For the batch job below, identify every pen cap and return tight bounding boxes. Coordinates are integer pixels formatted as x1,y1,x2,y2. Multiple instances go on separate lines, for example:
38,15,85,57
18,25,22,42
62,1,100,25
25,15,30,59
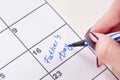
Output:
85,29,96,50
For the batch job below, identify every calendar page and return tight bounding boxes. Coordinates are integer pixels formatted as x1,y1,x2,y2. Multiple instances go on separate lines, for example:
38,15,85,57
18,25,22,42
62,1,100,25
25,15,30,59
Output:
0,0,120,80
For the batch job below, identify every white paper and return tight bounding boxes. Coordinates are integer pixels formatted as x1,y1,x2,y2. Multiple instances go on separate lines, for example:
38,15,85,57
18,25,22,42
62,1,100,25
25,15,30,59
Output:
0,0,119,80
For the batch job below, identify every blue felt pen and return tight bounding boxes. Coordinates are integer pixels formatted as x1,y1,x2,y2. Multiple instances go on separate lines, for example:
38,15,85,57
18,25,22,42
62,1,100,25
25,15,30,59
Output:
68,30,120,67
68,31,120,47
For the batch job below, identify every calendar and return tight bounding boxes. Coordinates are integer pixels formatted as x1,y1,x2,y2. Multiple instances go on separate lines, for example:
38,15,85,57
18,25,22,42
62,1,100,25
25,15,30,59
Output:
0,0,120,80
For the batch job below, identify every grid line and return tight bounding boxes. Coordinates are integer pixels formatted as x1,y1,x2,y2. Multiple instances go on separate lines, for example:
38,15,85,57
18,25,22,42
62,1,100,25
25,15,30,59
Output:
0,50,28,70
0,0,118,80
29,23,66,50
92,68,107,80
0,2,47,34
0,17,56,80
106,66,119,80
9,2,47,27
40,47,85,80
88,47,119,79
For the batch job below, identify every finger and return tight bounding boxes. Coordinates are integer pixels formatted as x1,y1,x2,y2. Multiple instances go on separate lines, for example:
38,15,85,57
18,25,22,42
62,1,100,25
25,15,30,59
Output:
112,67,120,76
98,59,104,66
93,33,120,72
110,23,120,32
91,0,120,33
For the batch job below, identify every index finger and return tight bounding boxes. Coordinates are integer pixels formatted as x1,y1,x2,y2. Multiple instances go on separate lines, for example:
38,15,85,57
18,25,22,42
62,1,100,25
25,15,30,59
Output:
91,0,120,33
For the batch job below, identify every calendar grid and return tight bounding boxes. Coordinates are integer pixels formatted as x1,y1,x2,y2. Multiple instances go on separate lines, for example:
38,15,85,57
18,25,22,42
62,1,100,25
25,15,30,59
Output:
106,66,119,80
28,23,66,50
0,18,8,33
39,47,85,80
0,15,56,80
92,68,107,80
0,50,28,70
44,1,119,79
0,17,85,79
9,2,47,27
0,0,119,80
46,1,67,25
0,2,47,34
88,46,119,80
0,27,7,34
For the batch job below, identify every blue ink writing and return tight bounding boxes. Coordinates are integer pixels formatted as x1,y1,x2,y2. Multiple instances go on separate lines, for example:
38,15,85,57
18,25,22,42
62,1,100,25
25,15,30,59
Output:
58,43,73,61
44,34,61,64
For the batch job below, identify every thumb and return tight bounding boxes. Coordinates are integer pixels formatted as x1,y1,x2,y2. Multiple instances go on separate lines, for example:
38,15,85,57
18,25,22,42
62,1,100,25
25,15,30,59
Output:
92,33,120,74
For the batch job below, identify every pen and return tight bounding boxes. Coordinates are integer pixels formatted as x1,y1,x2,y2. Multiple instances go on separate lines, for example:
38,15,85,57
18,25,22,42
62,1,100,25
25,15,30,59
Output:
68,31,120,67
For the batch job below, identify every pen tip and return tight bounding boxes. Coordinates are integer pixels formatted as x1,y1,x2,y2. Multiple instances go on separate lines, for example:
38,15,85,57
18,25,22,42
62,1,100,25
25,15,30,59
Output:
68,44,72,47
68,40,88,47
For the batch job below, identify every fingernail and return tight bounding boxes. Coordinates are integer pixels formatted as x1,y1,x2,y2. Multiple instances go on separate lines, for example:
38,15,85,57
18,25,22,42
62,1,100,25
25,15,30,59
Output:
89,32,99,43
96,58,104,67
89,32,101,67
96,58,101,67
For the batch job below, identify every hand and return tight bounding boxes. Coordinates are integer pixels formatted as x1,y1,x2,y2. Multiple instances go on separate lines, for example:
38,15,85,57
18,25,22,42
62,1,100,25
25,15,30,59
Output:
91,0,120,75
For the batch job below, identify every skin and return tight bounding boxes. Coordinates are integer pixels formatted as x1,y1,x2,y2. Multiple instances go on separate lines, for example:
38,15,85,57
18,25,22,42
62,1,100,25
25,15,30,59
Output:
91,0,120,75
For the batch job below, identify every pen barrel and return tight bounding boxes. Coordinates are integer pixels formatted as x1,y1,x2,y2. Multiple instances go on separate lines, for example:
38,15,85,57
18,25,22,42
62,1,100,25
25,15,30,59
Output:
71,40,85,47
107,31,120,41
85,30,120,50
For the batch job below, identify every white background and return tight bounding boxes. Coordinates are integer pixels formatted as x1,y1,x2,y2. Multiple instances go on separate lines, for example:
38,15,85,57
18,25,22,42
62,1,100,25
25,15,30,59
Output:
49,0,113,38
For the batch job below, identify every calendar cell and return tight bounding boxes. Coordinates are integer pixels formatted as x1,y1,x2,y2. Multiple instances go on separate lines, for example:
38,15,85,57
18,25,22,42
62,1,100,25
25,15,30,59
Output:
0,0,45,25
93,69,118,80
0,52,47,80
40,75,53,80
0,30,26,68
30,25,82,71
0,18,7,32
10,4,65,48
51,47,106,80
